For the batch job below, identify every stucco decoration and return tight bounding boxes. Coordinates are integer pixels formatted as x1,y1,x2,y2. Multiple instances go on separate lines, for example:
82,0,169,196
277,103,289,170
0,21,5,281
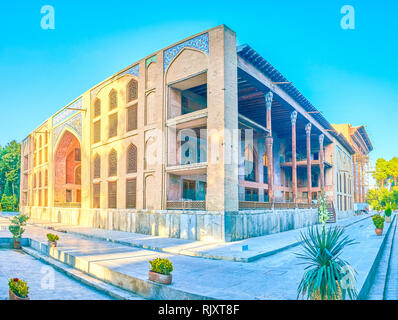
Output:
163,33,209,71
53,113,82,148
53,98,83,127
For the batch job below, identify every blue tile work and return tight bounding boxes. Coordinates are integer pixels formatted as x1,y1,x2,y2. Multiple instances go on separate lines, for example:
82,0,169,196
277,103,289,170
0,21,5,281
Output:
52,113,82,147
120,64,139,78
52,98,83,127
146,55,157,67
163,33,209,71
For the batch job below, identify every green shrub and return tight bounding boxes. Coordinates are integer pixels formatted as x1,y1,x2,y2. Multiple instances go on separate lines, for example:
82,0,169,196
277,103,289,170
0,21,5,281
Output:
8,214,29,240
372,214,385,229
1,194,19,212
149,258,173,275
385,207,392,217
296,225,357,300
47,233,59,242
8,278,29,298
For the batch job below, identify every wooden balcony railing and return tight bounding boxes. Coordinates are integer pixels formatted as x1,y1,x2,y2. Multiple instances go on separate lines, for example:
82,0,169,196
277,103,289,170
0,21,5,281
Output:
54,202,81,208
167,200,206,210
239,201,317,210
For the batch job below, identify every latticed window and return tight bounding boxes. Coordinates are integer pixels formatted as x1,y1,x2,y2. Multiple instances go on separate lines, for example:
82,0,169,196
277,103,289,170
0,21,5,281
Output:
75,148,81,162
126,178,136,209
93,183,101,208
94,155,101,179
94,120,101,143
45,147,48,163
108,181,117,208
45,170,48,186
109,113,118,138
94,98,101,117
33,174,36,188
127,79,138,102
45,131,48,145
127,144,137,174
127,104,138,132
39,172,42,187
108,149,117,177
75,166,81,184
109,90,117,110
44,189,48,206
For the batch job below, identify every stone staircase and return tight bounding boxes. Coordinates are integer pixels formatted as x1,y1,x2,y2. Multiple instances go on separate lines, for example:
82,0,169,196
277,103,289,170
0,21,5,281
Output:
326,201,337,224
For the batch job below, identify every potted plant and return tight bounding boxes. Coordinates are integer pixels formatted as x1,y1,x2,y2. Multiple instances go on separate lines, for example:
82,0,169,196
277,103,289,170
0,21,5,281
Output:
148,258,173,285
385,205,392,223
47,233,59,247
372,214,385,236
8,278,29,300
8,214,29,249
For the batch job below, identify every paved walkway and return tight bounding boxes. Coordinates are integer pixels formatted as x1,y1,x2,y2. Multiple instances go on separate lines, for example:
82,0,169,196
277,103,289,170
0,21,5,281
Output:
0,214,386,300
0,249,112,300
26,214,371,262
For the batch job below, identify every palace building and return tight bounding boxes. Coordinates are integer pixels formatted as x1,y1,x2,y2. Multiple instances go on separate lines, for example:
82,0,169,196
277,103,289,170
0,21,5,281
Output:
332,124,373,209
20,25,364,241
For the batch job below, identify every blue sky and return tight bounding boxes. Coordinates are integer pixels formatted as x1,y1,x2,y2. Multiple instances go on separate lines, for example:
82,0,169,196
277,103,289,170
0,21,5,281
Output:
0,0,397,166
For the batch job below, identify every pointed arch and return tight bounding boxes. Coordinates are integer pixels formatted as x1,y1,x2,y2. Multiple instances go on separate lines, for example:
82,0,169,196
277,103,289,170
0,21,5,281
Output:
108,149,117,177
109,89,118,110
94,98,101,117
127,78,138,102
127,144,137,174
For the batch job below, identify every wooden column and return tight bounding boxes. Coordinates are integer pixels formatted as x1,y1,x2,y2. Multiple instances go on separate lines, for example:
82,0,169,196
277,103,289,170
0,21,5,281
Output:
305,123,312,204
353,155,357,203
291,111,298,203
319,134,325,190
265,91,273,202
361,159,365,202
358,157,363,203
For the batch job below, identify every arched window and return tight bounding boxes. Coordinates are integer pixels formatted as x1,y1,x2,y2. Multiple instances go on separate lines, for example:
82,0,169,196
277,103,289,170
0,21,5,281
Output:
127,144,137,174
75,166,81,185
94,98,101,117
108,149,117,177
109,89,117,110
94,154,101,179
127,79,138,102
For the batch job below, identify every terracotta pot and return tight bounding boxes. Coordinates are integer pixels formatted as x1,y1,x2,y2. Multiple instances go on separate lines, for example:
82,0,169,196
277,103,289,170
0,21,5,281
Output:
148,270,172,285
386,217,392,223
48,241,57,248
375,228,383,236
13,240,21,249
9,289,29,301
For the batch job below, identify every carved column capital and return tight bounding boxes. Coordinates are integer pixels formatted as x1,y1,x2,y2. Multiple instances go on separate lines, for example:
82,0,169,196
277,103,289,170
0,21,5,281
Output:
265,91,273,110
290,111,298,126
319,134,325,146
305,123,312,136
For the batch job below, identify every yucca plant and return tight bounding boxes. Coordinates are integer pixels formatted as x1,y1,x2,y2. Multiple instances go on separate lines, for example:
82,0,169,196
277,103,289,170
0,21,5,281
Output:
296,225,358,300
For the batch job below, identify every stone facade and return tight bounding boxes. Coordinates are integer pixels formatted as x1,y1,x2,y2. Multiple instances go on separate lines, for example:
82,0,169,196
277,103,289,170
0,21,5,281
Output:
20,25,357,242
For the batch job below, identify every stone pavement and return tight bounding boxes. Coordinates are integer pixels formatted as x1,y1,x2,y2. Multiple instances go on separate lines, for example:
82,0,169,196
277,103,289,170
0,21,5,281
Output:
26,214,371,262
0,249,112,300
0,213,388,300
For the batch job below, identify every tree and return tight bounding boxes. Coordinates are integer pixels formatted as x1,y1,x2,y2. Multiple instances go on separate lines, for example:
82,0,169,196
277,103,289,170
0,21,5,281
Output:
0,141,21,210
373,158,389,188
389,157,398,188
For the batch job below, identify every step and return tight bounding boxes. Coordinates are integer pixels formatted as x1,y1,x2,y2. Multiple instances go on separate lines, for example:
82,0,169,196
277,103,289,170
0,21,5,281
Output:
22,246,145,300
358,215,397,300
27,238,216,300
384,217,398,300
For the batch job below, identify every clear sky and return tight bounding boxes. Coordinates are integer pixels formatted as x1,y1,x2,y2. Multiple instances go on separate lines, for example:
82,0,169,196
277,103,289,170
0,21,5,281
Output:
0,0,397,167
